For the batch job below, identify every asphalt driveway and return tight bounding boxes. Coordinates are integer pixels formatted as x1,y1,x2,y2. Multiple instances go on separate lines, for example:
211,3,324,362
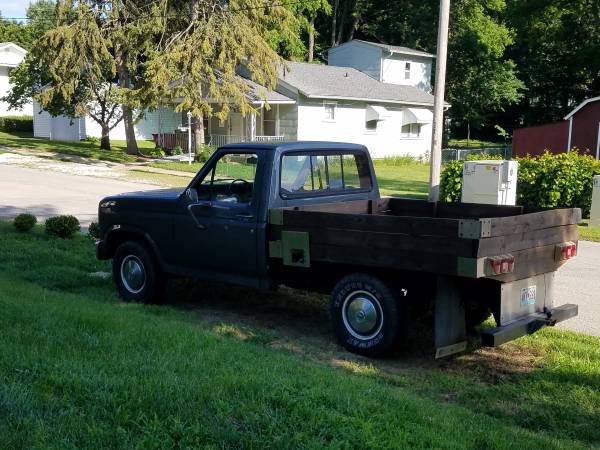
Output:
0,164,160,226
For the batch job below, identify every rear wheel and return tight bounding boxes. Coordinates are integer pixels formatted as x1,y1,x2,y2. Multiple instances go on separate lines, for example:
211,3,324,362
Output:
112,241,166,303
330,274,400,357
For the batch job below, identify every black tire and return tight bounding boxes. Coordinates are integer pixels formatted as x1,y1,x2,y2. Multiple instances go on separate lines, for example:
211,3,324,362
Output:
112,240,166,304
330,274,400,357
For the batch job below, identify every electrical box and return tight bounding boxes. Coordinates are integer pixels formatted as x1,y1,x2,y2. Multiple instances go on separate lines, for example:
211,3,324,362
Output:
590,175,600,227
461,160,518,206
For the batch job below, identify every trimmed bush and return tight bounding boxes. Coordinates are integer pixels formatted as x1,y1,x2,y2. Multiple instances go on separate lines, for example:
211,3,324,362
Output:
45,215,80,239
88,221,100,240
439,151,600,217
13,213,37,232
0,115,33,132
195,144,215,163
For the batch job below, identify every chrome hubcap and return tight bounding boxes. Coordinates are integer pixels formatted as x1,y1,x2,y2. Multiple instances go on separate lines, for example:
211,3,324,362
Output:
120,255,146,294
342,291,383,340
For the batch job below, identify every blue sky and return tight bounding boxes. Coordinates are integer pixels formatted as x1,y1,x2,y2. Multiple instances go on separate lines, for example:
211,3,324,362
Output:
0,1,29,21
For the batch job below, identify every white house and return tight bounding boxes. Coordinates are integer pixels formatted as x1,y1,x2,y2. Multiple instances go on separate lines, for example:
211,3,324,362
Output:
33,40,440,158
328,39,435,92
0,42,32,116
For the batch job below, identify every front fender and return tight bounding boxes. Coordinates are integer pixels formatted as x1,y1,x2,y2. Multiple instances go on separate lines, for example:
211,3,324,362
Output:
98,225,164,267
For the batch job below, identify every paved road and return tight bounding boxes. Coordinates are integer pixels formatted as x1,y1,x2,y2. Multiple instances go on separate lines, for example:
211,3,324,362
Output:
1,164,598,336
0,165,159,226
555,240,600,336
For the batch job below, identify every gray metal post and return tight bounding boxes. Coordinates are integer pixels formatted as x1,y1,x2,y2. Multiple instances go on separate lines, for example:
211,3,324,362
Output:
187,111,192,165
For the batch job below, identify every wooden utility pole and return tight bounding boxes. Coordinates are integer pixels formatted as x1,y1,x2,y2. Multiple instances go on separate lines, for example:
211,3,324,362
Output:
428,0,451,202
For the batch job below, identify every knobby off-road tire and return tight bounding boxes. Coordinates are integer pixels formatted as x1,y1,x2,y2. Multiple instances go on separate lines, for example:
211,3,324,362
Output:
113,240,166,304
330,274,400,357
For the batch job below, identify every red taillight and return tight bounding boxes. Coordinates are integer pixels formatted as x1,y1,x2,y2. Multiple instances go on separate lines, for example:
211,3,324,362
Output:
555,242,577,261
487,254,515,276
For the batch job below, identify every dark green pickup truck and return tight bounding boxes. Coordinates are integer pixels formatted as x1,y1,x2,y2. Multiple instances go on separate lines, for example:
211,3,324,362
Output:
97,142,579,358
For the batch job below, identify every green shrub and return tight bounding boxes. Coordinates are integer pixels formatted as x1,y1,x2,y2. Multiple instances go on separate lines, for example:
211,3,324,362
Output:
195,144,215,163
84,136,100,145
45,215,80,239
143,147,166,158
0,115,33,132
172,146,183,156
13,213,37,232
439,151,600,217
88,221,100,240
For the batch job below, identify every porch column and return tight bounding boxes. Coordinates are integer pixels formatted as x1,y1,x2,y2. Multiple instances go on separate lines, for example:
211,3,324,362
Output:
249,112,257,141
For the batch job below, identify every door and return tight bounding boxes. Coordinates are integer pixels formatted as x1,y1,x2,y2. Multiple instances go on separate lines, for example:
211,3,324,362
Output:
174,150,262,279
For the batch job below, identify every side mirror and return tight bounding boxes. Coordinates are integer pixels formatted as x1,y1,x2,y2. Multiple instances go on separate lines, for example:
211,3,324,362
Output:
185,188,199,203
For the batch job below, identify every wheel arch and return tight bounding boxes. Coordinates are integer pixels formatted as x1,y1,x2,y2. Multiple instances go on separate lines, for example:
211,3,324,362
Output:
102,226,164,268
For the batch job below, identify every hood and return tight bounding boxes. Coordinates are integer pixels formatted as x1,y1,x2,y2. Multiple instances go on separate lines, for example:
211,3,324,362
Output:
105,188,183,201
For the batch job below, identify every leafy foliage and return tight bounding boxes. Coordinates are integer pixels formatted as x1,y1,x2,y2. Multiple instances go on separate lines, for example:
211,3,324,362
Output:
87,221,100,240
0,116,33,132
439,152,600,217
13,214,37,233
45,215,80,239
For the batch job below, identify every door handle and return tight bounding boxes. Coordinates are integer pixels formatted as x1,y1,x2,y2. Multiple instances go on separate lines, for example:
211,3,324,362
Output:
235,213,254,219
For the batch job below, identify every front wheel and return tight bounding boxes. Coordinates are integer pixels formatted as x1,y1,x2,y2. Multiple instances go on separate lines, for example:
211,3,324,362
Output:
112,240,166,304
330,274,400,357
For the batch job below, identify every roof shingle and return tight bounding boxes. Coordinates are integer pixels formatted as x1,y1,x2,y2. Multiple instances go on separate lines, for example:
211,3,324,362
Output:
279,62,435,106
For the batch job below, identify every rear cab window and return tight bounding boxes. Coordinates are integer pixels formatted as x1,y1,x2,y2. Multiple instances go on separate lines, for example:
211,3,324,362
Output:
280,151,372,198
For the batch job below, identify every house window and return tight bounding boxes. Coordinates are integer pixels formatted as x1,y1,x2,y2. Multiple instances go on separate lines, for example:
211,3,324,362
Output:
323,102,336,121
401,123,421,138
365,120,378,132
405,62,411,80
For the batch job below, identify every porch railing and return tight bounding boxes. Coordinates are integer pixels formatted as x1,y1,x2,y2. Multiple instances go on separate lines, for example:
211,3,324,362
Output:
154,133,286,152
153,132,196,153
208,134,285,147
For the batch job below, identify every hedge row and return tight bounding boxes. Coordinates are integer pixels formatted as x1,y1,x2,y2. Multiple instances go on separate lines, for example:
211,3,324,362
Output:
439,151,600,218
0,115,33,132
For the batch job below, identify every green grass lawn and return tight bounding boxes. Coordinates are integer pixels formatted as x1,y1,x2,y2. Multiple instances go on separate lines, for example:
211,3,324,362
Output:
0,131,155,163
0,221,599,449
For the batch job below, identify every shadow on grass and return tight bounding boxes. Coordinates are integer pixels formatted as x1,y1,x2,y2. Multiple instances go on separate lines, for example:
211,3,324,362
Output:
163,278,600,447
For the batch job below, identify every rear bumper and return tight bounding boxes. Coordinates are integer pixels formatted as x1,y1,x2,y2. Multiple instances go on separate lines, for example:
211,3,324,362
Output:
481,303,578,347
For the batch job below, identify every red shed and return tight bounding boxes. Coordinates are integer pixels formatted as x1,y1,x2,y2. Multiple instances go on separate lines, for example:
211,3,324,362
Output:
513,96,600,158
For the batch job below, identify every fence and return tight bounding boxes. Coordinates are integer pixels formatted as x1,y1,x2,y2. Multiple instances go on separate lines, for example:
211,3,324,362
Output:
442,146,512,163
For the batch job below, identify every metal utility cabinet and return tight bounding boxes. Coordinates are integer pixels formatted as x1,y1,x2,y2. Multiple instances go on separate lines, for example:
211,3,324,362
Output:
462,160,518,206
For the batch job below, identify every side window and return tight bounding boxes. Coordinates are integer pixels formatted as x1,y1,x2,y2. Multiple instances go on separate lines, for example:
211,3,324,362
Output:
196,152,258,205
280,152,372,196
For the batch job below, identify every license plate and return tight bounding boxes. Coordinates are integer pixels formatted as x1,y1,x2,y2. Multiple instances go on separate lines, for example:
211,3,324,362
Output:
520,286,537,307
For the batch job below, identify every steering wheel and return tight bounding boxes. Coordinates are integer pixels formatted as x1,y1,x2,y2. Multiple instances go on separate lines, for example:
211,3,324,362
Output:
228,178,251,196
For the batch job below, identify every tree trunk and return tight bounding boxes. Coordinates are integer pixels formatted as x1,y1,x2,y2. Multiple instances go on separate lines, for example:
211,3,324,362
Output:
100,124,111,150
115,44,138,156
194,115,205,152
331,0,340,47
308,16,315,62
337,1,348,45
467,122,471,147
121,106,138,155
